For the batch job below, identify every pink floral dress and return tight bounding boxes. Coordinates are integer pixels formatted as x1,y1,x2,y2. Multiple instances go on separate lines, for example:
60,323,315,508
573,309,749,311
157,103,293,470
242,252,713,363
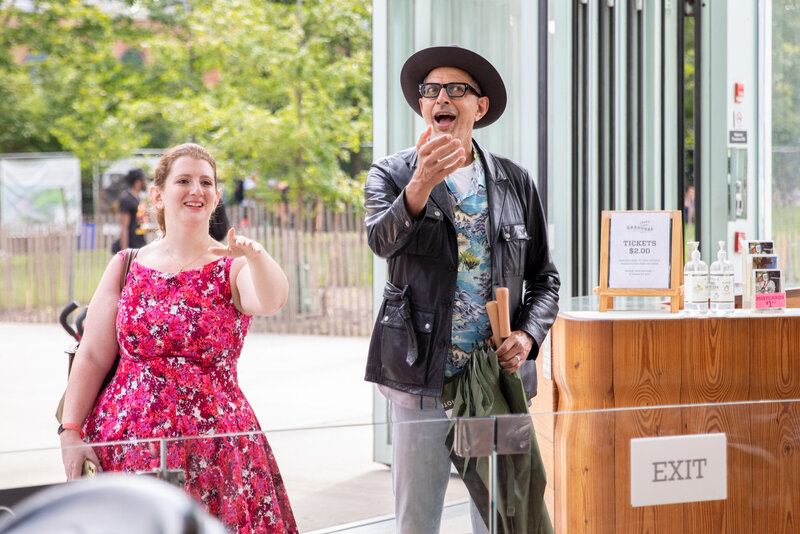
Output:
83,255,298,534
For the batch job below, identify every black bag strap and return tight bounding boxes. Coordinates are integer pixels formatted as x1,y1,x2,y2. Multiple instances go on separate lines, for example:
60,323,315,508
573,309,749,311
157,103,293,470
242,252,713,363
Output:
120,248,140,292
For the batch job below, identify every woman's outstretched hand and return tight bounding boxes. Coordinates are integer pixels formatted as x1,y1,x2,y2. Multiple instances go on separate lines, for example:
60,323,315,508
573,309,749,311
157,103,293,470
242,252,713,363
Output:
209,227,264,260
211,226,287,316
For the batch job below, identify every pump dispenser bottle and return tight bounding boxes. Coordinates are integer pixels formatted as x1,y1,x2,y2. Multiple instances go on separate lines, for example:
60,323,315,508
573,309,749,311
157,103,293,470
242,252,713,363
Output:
709,241,735,314
684,241,709,314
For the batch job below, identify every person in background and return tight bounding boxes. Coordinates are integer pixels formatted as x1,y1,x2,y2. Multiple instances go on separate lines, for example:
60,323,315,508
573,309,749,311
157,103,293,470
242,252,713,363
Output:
242,172,257,208
112,168,148,253
684,185,696,225
59,143,297,534
363,45,560,533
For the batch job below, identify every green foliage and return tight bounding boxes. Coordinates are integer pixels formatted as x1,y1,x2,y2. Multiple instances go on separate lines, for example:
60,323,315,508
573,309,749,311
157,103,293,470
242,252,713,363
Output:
0,0,372,209
0,1,148,164
683,16,695,152
772,1,800,204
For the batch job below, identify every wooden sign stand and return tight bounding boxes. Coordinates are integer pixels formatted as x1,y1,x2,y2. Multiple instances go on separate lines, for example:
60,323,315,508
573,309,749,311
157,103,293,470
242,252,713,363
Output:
596,210,683,313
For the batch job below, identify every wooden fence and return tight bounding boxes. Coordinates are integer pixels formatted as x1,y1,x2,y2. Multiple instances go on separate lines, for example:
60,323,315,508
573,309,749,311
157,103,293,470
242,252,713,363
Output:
0,203,374,337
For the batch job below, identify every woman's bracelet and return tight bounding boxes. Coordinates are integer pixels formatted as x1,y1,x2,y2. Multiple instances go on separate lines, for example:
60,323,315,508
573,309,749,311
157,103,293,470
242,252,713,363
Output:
57,422,83,437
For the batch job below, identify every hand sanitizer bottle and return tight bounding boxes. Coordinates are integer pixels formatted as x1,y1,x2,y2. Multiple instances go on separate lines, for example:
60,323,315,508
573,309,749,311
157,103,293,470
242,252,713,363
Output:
709,240,735,314
684,241,708,314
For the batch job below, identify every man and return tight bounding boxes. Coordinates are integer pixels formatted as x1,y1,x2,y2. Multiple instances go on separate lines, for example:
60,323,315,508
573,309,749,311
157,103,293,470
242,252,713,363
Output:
113,168,147,253
364,46,560,533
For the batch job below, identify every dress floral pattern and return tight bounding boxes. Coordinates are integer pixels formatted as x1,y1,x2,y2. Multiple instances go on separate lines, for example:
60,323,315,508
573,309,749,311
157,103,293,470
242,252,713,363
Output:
83,255,298,534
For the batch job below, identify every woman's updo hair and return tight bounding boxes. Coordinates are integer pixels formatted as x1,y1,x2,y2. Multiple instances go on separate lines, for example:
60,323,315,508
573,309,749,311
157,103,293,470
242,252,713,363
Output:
152,143,217,234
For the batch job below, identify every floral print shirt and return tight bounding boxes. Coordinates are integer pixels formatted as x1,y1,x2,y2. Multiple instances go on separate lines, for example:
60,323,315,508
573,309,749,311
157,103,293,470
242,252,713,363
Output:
444,150,493,378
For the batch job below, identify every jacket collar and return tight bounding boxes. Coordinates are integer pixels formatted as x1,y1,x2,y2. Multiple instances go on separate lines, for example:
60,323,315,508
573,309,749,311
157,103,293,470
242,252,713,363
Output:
474,140,506,183
478,141,508,253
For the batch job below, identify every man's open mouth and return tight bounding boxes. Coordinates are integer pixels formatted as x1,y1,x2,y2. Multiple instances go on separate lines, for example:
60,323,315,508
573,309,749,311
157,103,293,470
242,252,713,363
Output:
434,111,456,127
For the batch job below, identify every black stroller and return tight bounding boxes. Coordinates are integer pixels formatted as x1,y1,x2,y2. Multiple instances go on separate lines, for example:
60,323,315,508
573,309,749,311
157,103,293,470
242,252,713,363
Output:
59,301,88,377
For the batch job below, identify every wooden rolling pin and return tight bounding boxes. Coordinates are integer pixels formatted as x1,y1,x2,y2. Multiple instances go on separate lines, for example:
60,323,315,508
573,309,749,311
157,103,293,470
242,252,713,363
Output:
485,287,512,348
485,301,502,348
495,287,511,338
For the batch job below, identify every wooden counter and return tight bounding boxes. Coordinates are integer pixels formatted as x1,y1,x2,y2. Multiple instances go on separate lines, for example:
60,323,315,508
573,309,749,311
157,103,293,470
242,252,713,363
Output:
530,309,800,533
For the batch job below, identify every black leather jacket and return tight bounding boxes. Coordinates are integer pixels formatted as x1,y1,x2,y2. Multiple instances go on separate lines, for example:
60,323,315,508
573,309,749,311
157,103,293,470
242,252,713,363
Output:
364,140,560,398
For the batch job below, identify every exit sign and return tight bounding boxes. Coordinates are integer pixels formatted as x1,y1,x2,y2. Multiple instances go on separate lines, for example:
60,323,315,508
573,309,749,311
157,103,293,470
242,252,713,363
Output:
630,433,727,507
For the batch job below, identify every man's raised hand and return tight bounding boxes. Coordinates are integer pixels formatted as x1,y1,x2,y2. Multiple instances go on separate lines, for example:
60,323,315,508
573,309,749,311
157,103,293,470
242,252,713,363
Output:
404,125,465,217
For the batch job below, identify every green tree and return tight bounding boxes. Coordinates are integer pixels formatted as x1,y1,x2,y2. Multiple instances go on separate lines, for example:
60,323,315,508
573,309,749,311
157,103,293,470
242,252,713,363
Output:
149,0,372,207
0,1,149,162
0,0,372,210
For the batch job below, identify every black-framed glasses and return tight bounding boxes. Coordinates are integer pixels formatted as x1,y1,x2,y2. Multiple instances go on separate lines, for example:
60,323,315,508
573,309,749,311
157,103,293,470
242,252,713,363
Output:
418,82,482,98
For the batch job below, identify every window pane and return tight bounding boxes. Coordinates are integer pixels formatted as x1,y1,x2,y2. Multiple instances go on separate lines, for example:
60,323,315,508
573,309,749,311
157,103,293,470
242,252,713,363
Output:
772,1,800,285
386,0,530,168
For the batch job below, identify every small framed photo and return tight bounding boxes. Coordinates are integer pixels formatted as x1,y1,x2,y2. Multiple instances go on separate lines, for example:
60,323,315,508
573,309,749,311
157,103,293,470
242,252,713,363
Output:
751,254,778,270
747,240,774,255
742,245,779,309
753,269,781,294
753,268,786,310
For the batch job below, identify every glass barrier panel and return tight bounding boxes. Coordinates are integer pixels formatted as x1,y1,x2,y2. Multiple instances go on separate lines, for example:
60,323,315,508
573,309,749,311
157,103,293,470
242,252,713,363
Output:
491,400,800,534
0,420,477,533
6,400,799,533
270,420,475,532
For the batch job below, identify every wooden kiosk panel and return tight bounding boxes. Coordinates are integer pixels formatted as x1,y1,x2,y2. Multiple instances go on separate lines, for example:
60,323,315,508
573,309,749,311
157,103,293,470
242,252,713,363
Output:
749,316,800,400
613,321,683,407
552,317,615,533
749,402,800,533
612,320,684,533
679,319,754,532
552,318,614,411
749,316,800,533
681,404,753,533
680,319,751,404
531,345,559,520
536,311,800,534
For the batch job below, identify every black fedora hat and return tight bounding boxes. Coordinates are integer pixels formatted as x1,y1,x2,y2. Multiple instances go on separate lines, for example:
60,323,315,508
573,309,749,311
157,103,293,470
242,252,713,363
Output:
400,45,507,129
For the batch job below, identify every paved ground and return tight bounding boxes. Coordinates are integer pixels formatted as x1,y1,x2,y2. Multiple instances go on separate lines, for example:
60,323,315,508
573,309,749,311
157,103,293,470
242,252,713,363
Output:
0,322,471,532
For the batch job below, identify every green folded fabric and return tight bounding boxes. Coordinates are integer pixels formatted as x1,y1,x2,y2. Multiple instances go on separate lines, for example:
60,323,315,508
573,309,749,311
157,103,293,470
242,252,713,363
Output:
443,347,553,534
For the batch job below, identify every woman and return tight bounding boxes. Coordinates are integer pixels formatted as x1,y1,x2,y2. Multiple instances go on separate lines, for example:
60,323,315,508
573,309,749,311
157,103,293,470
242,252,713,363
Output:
59,143,297,533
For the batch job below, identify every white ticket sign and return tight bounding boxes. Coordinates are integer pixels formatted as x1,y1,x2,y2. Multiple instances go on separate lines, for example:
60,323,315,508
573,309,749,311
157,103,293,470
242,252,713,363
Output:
608,212,672,289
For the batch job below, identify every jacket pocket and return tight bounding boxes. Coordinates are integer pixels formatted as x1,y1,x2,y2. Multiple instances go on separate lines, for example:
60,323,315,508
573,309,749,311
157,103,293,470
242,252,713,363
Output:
378,301,435,386
404,207,445,258
500,223,531,276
